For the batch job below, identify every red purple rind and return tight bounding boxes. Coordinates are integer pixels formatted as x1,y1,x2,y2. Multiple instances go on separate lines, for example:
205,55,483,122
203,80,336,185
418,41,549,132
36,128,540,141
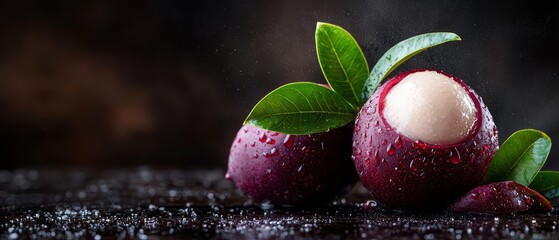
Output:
227,124,357,206
449,181,552,214
352,69,499,211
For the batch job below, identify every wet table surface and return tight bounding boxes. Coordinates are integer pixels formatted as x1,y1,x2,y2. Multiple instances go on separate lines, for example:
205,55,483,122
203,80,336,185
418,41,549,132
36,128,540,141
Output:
1,167,559,239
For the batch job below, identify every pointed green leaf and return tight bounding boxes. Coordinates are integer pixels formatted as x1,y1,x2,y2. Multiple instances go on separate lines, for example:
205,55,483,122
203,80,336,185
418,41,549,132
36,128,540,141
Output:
244,82,356,135
530,171,559,199
484,129,552,186
362,32,461,101
316,22,369,108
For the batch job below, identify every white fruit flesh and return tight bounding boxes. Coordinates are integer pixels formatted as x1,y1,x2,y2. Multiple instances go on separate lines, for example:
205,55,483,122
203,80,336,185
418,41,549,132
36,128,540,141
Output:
383,71,477,145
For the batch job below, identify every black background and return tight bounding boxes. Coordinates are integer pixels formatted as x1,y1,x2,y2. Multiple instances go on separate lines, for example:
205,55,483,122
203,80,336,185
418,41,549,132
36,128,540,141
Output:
0,0,558,169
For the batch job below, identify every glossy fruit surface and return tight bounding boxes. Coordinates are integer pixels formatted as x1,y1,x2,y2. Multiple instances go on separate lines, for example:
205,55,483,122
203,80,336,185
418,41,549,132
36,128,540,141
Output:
352,69,499,210
449,181,552,214
227,124,357,206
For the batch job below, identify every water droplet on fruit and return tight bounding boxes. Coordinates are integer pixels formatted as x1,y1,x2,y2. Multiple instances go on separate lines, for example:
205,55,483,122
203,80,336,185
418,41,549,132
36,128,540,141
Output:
225,173,231,180
409,160,418,171
471,192,480,200
381,139,387,145
252,153,259,159
302,146,308,152
266,168,272,174
386,144,395,156
265,138,276,144
377,128,383,134
450,149,461,164
482,144,489,154
524,196,533,206
320,142,325,150
414,140,427,150
298,164,304,172
374,120,379,126
259,133,268,143
283,135,294,148
366,106,374,113
243,126,249,133
394,136,403,148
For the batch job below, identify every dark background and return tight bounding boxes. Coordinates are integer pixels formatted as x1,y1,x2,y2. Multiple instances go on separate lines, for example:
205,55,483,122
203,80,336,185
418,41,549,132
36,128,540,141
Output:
0,0,558,170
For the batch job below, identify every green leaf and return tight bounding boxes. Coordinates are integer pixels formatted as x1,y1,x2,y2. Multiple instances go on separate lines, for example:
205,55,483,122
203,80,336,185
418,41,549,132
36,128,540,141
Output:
362,32,461,101
316,22,369,108
530,171,559,199
244,82,356,135
484,129,552,186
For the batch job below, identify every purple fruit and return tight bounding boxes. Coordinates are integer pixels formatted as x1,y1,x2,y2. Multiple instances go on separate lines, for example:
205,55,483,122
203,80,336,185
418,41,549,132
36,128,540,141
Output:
227,124,357,206
352,69,499,210
449,181,552,214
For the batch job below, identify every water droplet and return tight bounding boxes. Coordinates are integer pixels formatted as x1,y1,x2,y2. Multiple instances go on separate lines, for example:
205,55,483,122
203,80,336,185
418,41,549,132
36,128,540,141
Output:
394,136,403,148
252,153,259,159
524,196,533,206
366,106,374,113
266,168,272,174
409,160,418,171
298,165,304,172
381,139,388,145
471,192,480,200
270,148,277,155
283,135,294,148
259,133,268,143
225,173,231,180
374,120,380,126
243,126,249,133
482,144,489,154
265,138,276,144
386,144,395,156
414,140,427,150
450,149,461,164
377,128,383,134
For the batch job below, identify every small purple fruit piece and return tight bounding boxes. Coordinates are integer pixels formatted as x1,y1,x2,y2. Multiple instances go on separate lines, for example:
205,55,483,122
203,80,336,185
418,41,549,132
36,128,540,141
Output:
449,181,552,214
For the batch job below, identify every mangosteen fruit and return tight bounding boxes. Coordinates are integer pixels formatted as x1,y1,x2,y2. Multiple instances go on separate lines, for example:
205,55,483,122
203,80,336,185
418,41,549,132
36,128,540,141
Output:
352,69,499,211
227,124,357,206
449,181,552,214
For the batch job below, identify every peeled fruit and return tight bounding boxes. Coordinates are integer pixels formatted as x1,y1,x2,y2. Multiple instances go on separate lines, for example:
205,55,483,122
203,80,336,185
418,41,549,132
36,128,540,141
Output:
227,124,357,206
352,69,499,211
449,181,552,214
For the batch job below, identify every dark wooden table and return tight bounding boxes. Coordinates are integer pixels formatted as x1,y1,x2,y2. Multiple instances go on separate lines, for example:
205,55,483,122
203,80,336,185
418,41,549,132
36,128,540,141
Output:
1,167,558,239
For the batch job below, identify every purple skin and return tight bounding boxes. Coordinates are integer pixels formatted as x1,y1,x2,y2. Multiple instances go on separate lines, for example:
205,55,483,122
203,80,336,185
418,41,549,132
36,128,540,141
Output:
352,69,499,211
227,124,357,206
449,181,552,214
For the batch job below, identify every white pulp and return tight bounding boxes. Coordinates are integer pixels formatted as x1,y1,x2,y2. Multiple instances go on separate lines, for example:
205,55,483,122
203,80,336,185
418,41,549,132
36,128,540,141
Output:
382,71,477,145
